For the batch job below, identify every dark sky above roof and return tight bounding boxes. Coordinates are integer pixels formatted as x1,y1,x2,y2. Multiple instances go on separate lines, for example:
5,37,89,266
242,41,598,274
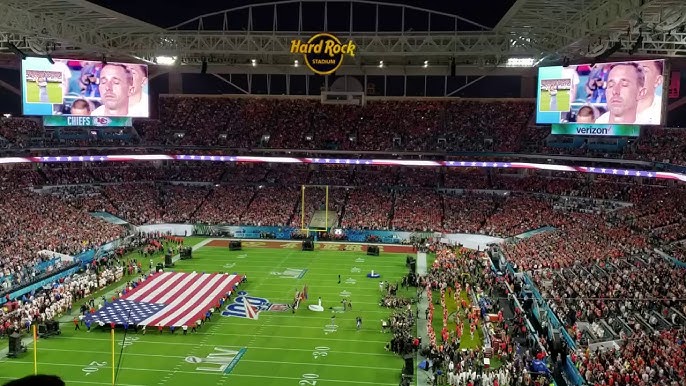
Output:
89,0,515,30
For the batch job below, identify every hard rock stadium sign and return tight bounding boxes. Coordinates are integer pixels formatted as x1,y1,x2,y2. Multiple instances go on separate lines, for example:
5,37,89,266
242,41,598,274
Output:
290,33,356,75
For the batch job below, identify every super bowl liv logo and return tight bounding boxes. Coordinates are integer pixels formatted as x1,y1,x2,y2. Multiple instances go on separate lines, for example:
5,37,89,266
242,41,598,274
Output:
221,291,288,318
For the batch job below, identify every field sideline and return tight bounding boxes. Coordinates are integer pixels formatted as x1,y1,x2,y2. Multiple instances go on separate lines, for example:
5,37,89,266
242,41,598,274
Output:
1,238,418,386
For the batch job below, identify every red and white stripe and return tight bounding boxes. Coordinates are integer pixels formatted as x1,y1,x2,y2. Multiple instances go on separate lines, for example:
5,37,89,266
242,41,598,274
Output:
124,272,241,327
242,296,259,320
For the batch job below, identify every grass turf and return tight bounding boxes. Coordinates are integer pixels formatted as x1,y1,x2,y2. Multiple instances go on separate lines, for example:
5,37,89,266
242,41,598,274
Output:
538,89,571,112
0,239,415,386
430,289,483,350
25,81,63,104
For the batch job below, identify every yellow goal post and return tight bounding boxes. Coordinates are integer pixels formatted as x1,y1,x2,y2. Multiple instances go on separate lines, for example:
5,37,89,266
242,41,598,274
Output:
300,185,330,237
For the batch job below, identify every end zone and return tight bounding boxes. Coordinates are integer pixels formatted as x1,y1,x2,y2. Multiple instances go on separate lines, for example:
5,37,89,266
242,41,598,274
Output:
205,239,414,253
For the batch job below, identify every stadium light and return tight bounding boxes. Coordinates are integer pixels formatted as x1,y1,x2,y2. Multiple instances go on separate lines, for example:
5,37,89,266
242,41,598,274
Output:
294,59,299,67
155,56,177,66
378,60,384,68
251,59,257,67
506,57,535,67
423,60,429,68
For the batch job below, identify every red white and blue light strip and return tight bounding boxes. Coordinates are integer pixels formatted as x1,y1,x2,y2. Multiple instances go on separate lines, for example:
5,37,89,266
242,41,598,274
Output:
2,154,685,183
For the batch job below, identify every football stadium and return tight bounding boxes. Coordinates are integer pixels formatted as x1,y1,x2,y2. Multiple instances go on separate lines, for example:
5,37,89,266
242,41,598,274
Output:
0,1,686,386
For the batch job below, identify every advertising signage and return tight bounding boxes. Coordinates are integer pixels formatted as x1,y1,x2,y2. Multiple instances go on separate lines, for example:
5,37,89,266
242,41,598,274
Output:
290,33,356,75
551,124,640,137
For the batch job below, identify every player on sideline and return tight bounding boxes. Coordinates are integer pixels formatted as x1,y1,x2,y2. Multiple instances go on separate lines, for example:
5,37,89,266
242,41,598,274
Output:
37,77,49,103
549,85,558,111
356,316,362,330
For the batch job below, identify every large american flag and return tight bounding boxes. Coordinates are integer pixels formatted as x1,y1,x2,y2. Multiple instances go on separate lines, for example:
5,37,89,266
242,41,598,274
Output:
85,272,242,327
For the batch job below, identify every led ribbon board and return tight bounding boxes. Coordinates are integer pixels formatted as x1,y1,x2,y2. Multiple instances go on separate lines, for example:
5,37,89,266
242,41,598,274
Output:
1,154,684,183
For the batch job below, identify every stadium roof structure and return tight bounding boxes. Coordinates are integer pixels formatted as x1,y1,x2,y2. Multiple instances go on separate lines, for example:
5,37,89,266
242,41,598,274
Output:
0,0,686,77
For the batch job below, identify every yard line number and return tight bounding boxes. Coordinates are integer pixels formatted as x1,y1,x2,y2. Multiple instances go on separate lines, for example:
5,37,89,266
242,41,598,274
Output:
118,336,140,347
299,373,320,385
312,346,330,359
82,361,107,376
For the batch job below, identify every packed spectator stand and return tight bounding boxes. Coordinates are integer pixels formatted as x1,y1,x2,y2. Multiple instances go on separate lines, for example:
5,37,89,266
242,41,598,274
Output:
0,96,685,385
2,97,686,169
0,234,172,337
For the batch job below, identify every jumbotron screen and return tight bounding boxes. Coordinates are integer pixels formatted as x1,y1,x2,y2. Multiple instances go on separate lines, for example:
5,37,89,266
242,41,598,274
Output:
21,57,149,118
536,59,665,125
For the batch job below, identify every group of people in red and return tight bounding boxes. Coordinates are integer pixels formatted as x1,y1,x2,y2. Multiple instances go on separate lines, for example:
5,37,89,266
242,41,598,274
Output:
425,249,482,352
2,97,686,166
418,244,553,386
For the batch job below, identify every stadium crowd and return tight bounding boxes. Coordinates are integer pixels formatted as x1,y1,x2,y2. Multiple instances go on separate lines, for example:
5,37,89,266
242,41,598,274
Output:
415,246,560,386
0,186,124,291
0,96,685,385
1,252,123,337
2,97,686,168
574,329,686,385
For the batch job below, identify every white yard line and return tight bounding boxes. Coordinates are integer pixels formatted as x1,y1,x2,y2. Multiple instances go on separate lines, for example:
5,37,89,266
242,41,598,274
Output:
64,332,387,344
0,376,146,386
33,343,393,357
4,361,398,385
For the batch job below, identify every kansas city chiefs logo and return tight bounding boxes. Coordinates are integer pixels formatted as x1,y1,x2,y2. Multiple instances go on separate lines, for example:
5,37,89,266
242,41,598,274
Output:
95,117,111,125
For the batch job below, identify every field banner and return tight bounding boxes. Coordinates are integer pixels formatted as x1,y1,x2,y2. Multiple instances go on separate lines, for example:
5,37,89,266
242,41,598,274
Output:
85,272,243,327
551,123,640,137
43,116,132,127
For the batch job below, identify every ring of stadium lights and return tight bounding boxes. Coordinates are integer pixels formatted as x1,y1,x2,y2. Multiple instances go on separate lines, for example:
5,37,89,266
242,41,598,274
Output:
1,154,683,183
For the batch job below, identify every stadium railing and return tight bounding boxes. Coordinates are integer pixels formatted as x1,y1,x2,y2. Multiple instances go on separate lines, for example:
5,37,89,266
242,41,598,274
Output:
519,273,584,385
498,256,584,386
655,247,686,268
0,263,81,306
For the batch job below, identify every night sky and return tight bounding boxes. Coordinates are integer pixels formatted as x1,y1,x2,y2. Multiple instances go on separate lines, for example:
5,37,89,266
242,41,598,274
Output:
89,0,515,30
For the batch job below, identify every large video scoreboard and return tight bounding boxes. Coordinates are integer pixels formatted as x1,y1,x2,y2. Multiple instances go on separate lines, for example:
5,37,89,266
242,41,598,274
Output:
21,57,149,127
536,59,667,136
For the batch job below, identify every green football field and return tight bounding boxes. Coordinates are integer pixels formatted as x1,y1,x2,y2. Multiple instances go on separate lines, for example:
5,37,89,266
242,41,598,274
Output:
25,81,63,104
538,89,570,112
0,239,420,386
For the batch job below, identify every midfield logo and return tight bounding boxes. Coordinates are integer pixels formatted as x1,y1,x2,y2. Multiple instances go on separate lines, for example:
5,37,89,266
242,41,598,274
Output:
270,268,307,279
221,291,288,319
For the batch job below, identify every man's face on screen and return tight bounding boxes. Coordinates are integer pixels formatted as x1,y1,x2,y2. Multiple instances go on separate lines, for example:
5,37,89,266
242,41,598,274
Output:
606,65,641,119
98,65,131,113
126,65,147,96
640,62,663,94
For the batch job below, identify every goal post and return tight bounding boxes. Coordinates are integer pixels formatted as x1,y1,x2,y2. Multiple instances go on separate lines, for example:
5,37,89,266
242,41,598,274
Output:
300,185,330,237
